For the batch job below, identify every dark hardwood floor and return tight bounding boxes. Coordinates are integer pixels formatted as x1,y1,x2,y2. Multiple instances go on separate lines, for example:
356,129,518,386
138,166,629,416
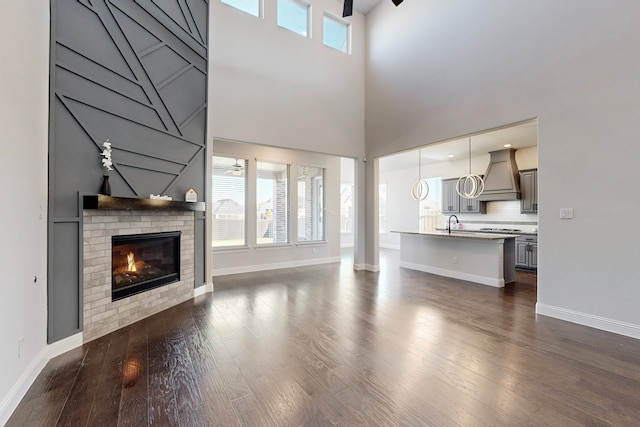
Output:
8,250,640,426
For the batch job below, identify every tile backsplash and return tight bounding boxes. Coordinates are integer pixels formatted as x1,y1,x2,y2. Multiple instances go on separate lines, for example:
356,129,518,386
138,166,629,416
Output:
448,200,538,233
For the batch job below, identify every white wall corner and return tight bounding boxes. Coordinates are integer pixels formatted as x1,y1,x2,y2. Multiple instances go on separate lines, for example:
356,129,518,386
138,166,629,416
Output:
536,303,640,340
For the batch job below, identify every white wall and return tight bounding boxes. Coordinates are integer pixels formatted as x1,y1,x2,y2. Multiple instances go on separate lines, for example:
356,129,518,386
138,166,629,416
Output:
365,1,640,336
207,0,368,268
211,140,342,276
379,166,420,248
208,0,366,159
0,1,50,422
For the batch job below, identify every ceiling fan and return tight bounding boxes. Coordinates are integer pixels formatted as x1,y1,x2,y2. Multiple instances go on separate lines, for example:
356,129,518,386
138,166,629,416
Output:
343,0,404,17
225,159,244,176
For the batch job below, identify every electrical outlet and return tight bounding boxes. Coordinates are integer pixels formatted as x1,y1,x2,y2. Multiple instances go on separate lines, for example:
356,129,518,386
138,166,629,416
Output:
560,208,574,219
18,338,24,358
452,256,458,264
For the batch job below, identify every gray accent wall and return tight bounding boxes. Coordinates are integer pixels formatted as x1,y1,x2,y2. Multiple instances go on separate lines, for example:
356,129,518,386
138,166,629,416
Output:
49,0,208,343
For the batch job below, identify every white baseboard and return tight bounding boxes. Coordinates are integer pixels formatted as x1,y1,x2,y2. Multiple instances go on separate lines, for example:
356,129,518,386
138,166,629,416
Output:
0,346,49,426
379,243,400,250
193,284,212,297
213,256,341,277
353,263,380,272
48,332,83,358
399,261,504,287
536,303,640,339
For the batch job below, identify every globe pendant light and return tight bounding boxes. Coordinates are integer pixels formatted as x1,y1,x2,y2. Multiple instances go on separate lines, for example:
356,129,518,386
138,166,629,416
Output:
456,137,485,199
411,148,429,201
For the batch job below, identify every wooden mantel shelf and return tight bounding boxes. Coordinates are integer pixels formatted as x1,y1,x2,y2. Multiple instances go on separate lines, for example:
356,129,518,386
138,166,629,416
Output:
83,195,205,212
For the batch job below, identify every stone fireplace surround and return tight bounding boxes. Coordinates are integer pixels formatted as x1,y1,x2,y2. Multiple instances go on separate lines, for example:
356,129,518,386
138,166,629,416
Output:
82,197,203,342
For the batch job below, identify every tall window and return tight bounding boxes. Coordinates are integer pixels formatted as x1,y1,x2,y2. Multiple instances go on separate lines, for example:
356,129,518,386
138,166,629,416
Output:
379,183,387,233
212,156,247,248
277,0,310,37
419,177,443,232
297,166,324,242
257,161,289,245
221,0,260,17
323,14,350,53
340,184,353,233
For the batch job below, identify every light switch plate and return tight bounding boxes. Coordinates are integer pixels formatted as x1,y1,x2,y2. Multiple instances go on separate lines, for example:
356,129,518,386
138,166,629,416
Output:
560,208,574,219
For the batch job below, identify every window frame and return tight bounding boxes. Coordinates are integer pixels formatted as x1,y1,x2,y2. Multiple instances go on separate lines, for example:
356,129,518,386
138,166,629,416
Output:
296,165,326,244
379,183,387,234
276,0,312,38
255,159,291,247
322,12,351,54
211,155,249,251
220,0,262,18
340,183,353,234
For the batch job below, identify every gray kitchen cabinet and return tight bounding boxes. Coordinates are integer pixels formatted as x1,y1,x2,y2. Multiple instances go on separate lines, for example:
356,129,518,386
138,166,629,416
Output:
516,235,538,270
442,178,486,214
442,179,460,214
460,194,486,213
520,169,538,213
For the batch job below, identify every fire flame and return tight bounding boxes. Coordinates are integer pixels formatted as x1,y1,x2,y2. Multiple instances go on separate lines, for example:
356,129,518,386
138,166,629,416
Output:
127,252,137,272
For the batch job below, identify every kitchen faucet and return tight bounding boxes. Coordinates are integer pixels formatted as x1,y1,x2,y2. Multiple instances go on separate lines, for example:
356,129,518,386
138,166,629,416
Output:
448,215,459,234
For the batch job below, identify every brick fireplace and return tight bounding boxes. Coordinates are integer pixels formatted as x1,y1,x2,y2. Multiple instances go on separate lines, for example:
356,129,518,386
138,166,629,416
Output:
82,196,203,342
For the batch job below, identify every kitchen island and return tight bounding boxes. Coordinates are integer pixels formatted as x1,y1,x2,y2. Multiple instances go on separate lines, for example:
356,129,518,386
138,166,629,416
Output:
393,231,519,287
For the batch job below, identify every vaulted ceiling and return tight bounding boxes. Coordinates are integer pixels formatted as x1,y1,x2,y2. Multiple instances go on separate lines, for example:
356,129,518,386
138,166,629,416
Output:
351,0,383,14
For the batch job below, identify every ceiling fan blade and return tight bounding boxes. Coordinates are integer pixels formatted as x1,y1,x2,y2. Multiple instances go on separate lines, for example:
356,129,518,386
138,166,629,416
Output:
342,0,353,17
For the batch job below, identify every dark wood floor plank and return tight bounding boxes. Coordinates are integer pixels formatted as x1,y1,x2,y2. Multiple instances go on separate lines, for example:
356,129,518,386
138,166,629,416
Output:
55,337,110,427
148,371,179,426
117,320,149,427
11,252,640,426
164,331,205,427
231,393,278,427
85,327,131,426
233,358,331,427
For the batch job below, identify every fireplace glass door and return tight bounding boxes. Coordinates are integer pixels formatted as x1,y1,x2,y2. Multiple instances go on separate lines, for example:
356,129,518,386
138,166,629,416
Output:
112,231,181,301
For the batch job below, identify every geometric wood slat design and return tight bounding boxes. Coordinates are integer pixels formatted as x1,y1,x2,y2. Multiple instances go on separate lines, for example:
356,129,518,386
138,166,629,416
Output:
48,0,208,342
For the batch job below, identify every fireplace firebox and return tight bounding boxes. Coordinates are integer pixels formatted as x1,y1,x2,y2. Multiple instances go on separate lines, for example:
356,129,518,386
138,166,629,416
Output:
111,231,181,301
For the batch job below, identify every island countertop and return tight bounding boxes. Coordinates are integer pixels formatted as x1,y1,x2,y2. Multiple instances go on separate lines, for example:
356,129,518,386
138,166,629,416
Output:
392,230,520,240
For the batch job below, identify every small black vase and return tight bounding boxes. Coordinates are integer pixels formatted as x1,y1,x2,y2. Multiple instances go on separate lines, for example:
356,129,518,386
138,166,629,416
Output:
100,175,112,196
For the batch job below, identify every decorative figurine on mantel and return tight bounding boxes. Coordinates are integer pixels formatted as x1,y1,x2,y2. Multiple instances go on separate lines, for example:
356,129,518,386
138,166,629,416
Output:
185,187,197,202
100,139,113,196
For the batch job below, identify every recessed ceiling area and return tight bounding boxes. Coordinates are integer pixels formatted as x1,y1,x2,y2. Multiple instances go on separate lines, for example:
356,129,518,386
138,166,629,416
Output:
379,120,538,172
347,0,384,15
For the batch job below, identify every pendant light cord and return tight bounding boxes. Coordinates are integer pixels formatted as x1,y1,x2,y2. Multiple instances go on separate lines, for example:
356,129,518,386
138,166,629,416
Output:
468,138,472,174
